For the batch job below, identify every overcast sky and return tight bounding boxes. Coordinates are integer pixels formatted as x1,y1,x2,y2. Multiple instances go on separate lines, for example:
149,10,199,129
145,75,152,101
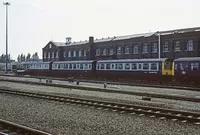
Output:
0,0,200,60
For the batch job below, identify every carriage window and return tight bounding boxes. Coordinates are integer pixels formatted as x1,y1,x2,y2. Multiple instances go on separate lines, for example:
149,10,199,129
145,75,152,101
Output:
180,63,189,70
191,63,199,71
69,64,72,69
76,64,80,69
164,62,169,69
73,64,76,69
61,64,64,69
106,64,110,69
125,63,130,70
89,64,92,69
65,64,68,69
111,64,114,69
131,63,137,70
143,63,149,70
151,63,157,70
118,64,123,69
101,64,104,69
80,64,83,69
84,64,88,69
138,63,142,70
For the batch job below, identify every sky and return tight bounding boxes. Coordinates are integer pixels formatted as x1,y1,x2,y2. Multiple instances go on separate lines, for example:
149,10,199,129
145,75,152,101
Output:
0,0,200,60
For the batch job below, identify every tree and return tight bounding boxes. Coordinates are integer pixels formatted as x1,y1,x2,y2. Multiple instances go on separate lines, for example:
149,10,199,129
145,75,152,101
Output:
17,55,20,62
0,54,11,63
26,53,31,61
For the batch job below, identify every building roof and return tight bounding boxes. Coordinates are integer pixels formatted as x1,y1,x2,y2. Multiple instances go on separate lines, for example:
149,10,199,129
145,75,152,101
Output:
97,58,169,63
174,57,200,62
51,27,200,47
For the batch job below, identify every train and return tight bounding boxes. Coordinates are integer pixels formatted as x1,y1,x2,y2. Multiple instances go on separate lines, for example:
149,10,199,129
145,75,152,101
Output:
14,57,200,85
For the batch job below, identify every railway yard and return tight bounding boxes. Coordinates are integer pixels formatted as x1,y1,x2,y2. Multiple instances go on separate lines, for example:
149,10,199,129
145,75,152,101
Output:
0,75,200,134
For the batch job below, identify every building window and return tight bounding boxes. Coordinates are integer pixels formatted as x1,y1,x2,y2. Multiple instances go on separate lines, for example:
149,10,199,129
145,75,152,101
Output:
109,48,113,55
187,40,193,51
79,50,82,57
133,45,138,54
68,51,71,57
63,52,66,58
163,41,169,52
117,46,122,55
52,52,54,58
125,46,130,54
152,43,157,53
48,52,50,58
84,50,86,56
56,51,58,58
143,43,148,53
103,48,107,55
174,41,181,52
49,44,52,49
44,52,46,59
73,50,76,57
96,49,101,56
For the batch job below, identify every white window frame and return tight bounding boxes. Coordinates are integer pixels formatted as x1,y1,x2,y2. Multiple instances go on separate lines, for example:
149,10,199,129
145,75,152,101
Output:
109,48,113,55
103,48,107,55
187,40,193,51
44,52,46,59
175,41,181,52
48,52,50,58
73,50,76,57
125,46,130,54
49,44,52,49
133,45,138,54
84,50,86,57
152,43,157,53
56,51,58,58
52,52,54,58
117,46,122,55
68,51,71,57
143,43,148,53
163,41,169,52
79,50,82,57
96,49,100,56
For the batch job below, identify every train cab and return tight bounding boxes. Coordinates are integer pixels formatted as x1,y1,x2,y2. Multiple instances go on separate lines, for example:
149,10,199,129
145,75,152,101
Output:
161,58,174,76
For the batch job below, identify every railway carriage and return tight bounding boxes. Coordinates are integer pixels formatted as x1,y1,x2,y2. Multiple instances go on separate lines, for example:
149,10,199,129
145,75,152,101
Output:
95,58,173,82
17,61,51,76
51,60,95,78
174,57,200,84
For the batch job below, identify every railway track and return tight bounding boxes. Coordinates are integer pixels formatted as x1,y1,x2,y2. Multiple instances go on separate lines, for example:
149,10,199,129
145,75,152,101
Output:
1,78,200,103
0,87,200,125
0,118,51,135
1,74,200,91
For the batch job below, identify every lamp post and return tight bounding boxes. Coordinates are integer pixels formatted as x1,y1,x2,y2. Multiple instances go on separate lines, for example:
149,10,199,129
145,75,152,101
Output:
3,2,10,74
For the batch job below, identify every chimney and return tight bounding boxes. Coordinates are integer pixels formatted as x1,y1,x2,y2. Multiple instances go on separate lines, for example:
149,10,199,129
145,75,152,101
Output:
89,36,94,44
66,37,72,45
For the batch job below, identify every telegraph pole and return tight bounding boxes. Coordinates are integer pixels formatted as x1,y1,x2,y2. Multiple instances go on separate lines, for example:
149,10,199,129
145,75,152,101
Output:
3,2,10,74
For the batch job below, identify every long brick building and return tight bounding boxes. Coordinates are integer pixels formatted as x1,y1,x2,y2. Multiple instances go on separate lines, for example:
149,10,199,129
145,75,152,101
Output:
42,27,200,62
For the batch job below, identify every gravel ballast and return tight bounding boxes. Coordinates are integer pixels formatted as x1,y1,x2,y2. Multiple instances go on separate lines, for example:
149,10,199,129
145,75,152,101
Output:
0,94,200,135
0,81,200,113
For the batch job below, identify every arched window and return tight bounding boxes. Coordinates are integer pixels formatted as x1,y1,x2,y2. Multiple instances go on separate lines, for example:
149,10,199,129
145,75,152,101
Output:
125,46,130,54
133,45,138,54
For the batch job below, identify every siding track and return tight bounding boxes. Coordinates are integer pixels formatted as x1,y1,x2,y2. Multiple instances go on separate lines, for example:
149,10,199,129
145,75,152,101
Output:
0,87,200,125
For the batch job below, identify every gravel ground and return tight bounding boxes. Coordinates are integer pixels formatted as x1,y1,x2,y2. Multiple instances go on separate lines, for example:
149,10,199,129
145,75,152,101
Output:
0,94,200,135
1,76,200,97
1,81,200,113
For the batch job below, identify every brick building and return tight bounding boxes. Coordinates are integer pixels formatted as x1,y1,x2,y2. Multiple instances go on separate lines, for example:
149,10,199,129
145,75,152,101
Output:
42,27,200,62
